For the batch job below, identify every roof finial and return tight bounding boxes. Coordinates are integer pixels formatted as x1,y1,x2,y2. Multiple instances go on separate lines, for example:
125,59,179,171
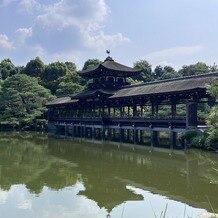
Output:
106,49,110,56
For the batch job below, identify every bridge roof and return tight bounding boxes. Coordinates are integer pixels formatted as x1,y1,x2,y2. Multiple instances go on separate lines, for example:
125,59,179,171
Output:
46,96,78,106
110,72,218,99
46,72,218,106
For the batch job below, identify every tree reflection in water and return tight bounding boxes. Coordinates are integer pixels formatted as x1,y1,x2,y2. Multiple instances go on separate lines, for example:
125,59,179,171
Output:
0,132,217,217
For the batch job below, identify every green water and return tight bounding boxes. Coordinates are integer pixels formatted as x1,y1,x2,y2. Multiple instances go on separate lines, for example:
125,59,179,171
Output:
0,132,217,218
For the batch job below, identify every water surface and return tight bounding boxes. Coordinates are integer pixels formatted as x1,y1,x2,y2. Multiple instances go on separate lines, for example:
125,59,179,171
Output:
0,132,217,218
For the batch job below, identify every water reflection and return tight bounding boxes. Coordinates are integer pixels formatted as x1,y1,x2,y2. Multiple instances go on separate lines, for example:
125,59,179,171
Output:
0,132,217,217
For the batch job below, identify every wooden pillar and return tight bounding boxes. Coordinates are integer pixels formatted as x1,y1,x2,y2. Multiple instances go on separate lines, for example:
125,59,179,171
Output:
112,128,116,140
108,127,112,141
92,126,95,140
170,131,177,149
113,108,116,117
140,130,143,144
151,102,155,117
133,106,137,117
108,107,111,116
171,103,176,118
120,107,123,117
127,129,130,141
141,105,143,117
186,101,198,127
119,126,124,143
155,104,158,117
102,126,105,140
84,124,86,138
151,130,158,147
72,123,74,138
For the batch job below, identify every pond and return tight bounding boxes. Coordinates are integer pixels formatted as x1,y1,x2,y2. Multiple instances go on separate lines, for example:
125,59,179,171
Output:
0,132,217,218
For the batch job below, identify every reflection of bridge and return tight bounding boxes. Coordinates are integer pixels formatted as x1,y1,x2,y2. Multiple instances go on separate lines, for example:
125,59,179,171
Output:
46,56,218,149
47,139,218,213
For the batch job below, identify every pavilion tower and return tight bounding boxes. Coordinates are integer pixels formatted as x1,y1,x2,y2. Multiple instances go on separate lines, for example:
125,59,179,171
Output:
78,56,142,90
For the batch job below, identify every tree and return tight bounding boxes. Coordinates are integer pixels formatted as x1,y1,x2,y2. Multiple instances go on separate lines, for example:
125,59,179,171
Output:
82,59,101,71
64,61,83,85
24,57,45,80
204,82,218,150
41,62,68,94
0,74,54,128
178,62,210,77
133,60,153,82
0,59,18,80
56,82,83,96
154,65,179,80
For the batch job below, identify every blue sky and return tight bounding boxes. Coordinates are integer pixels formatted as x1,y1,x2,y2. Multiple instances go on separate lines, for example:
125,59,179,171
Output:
0,0,218,69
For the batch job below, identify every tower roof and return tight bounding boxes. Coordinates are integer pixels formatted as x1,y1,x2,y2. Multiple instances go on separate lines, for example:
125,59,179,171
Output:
78,57,142,78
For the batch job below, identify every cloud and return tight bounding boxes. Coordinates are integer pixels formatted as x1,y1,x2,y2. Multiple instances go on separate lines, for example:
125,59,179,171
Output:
18,0,41,14
83,31,130,50
145,46,203,60
35,0,108,30
34,0,129,51
0,0,130,66
15,27,32,44
143,46,203,68
0,34,14,49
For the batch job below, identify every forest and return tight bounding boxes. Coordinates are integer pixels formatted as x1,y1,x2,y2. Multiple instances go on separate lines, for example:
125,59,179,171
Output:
0,57,217,150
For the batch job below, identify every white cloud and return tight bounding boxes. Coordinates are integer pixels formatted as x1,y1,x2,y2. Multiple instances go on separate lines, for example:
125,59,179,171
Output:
145,46,203,61
0,34,14,49
83,31,130,50
34,0,128,50
142,46,203,68
0,0,130,66
36,0,108,30
15,27,32,44
18,0,40,13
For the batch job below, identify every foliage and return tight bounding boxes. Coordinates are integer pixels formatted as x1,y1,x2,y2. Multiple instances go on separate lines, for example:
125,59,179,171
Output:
133,59,153,82
205,82,218,150
0,59,18,80
23,57,45,80
178,62,210,77
0,74,54,129
41,62,68,94
154,65,179,80
56,82,83,96
82,59,101,70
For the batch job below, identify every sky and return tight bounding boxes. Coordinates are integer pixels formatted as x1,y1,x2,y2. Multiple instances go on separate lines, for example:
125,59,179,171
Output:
0,0,218,70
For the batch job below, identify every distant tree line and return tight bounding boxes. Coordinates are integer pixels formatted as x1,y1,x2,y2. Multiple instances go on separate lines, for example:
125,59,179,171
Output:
0,57,217,150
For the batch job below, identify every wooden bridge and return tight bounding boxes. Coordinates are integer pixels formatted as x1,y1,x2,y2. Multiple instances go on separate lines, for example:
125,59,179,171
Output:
46,56,218,149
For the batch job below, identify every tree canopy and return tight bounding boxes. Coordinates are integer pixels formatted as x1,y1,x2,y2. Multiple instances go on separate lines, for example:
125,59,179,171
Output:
133,60,153,82
0,74,54,128
178,62,210,77
24,57,45,79
82,59,101,71
0,59,18,80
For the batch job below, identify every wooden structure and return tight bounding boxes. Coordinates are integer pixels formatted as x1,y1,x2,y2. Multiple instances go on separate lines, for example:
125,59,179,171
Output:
46,56,218,149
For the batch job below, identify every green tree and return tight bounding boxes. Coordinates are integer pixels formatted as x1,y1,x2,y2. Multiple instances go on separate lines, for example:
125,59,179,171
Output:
0,74,54,128
56,82,83,96
23,57,45,80
41,62,68,94
178,62,210,77
0,59,18,80
206,82,218,150
82,59,101,70
154,65,179,80
64,61,83,85
133,60,153,82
